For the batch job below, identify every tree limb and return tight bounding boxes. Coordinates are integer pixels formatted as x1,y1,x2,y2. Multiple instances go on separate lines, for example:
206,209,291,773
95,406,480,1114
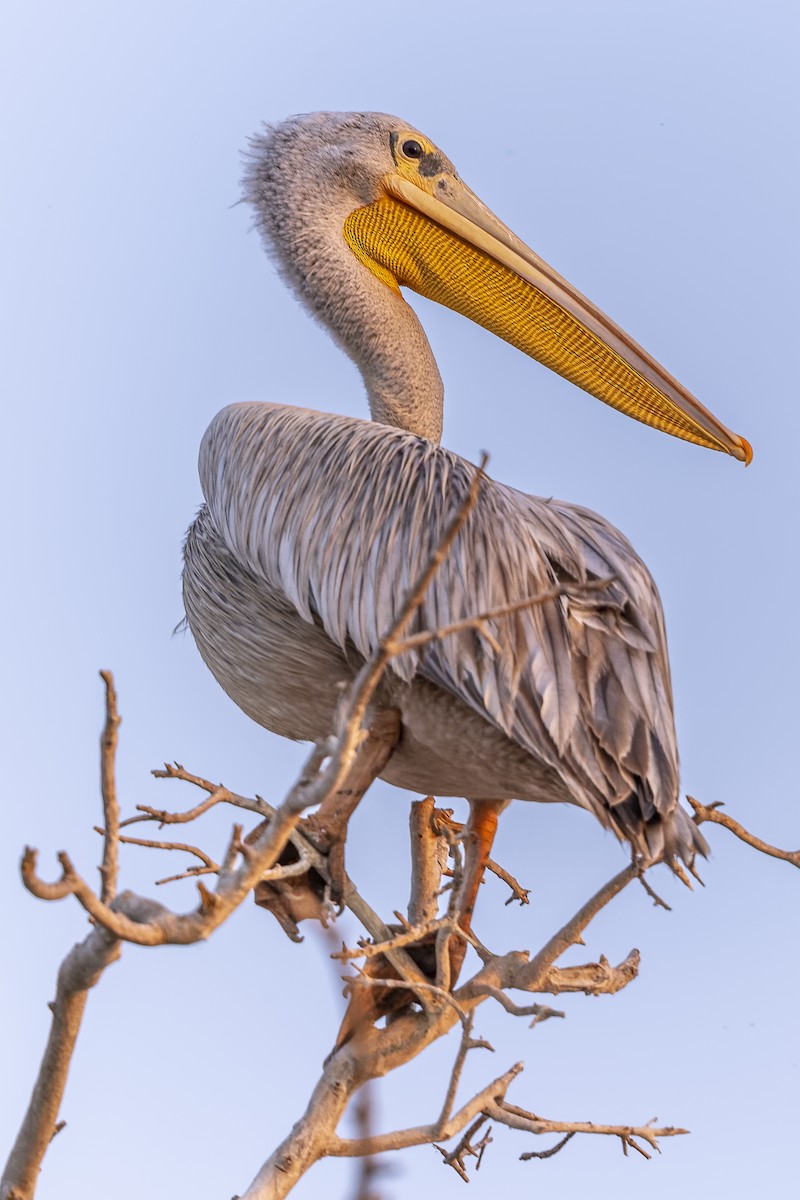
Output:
1,671,124,1200
98,670,120,903
8,463,796,1200
688,796,800,867
487,1099,687,1159
326,1064,523,1159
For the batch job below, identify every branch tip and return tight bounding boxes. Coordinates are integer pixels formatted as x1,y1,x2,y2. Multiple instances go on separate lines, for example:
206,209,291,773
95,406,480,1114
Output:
688,795,799,867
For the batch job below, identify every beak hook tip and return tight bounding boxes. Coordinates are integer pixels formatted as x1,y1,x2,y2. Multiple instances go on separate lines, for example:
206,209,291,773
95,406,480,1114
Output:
738,435,754,466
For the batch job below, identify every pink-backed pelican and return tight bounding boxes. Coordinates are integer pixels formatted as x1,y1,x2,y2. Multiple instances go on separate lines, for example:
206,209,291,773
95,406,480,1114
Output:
183,112,750,925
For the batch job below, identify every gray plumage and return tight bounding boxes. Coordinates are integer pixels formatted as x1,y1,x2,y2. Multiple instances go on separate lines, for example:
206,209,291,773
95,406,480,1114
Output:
182,112,707,866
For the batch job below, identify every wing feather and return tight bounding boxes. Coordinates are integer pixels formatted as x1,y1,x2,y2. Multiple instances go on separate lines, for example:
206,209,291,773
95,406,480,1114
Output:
200,402,682,835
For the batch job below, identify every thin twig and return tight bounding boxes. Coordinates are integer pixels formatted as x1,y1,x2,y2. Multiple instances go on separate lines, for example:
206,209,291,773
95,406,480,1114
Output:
516,864,638,990
637,872,672,911
347,974,471,1031
430,808,530,905
434,1013,493,1135
688,796,800,867
131,768,426,987
95,826,219,873
467,984,565,1025
435,1114,492,1181
332,918,449,961
327,1064,524,1159
485,1099,688,1151
396,577,614,654
487,858,530,906
520,1131,575,1160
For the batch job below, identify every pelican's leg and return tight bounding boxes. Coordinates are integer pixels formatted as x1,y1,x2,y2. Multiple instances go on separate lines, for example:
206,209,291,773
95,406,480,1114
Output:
333,796,507,1048
304,707,401,897
254,708,401,930
446,797,507,982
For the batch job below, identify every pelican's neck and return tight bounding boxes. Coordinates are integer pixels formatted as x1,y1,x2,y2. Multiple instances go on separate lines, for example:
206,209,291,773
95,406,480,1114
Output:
247,157,444,443
356,289,444,443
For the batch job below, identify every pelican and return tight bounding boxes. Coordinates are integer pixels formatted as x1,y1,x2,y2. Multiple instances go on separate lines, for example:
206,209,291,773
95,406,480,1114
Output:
183,112,750,923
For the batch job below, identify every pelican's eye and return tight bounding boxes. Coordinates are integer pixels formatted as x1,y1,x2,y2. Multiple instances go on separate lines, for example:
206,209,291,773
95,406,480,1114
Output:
401,139,424,160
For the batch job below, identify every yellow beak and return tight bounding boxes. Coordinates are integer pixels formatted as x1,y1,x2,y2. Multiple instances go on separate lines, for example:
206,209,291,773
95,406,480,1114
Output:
343,172,752,464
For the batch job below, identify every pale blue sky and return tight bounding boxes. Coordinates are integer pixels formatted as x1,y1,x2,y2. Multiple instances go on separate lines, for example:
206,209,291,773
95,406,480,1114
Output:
2,2,797,1197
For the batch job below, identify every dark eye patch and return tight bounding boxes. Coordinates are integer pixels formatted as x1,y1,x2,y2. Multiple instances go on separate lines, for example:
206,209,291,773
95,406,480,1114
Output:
418,152,446,178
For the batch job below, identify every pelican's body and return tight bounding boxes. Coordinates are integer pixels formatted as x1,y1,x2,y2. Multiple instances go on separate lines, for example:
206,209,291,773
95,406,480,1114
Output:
183,113,750,866
186,401,680,854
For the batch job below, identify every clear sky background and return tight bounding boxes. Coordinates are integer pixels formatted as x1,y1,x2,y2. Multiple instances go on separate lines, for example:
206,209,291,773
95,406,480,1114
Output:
2,2,797,1197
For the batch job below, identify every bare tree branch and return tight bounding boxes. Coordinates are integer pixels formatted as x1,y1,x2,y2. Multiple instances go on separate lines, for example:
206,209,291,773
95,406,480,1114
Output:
1,671,124,1200
20,723,398,950
0,928,122,1200
326,1064,524,1160
248,851,673,1193
98,670,120,903
688,796,800,867
487,1099,687,1157
346,972,472,1031
433,1013,494,1135
407,798,445,926
431,808,530,906
8,463,796,1200
519,1129,576,1160
95,825,220,881
394,576,614,655
236,1049,366,1200
435,1114,493,1181
514,864,638,991
332,919,450,962
466,984,565,1023
538,950,641,996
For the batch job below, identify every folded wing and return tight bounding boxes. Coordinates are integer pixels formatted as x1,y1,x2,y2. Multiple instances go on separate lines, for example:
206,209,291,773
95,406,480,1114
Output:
200,401,684,852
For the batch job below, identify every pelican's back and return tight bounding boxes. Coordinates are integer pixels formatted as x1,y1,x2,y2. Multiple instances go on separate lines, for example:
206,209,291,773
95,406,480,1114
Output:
183,401,705,866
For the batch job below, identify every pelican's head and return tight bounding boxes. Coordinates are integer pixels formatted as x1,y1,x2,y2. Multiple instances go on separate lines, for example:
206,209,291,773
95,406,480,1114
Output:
245,112,751,463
